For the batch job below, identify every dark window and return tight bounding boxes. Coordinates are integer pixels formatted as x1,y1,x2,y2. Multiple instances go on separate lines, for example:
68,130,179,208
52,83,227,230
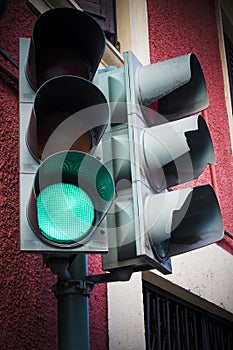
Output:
74,0,117,46
224,33,233,112
143,281,233,350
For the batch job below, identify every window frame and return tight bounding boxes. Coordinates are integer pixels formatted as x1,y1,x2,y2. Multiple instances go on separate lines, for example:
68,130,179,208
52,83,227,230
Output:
215,0,233,149
224,33,233,111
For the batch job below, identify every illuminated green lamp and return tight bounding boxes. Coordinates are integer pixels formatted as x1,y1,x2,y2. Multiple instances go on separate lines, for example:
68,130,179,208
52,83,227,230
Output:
37,183,95,244
27,151,115,247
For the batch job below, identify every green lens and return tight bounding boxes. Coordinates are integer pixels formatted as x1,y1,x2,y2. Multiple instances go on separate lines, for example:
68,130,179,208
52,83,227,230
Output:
96,165,115,202
36,183,95,244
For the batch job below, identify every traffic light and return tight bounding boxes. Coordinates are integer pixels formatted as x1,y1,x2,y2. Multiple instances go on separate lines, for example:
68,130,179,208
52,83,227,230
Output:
19,8,115,253
99,51,224,274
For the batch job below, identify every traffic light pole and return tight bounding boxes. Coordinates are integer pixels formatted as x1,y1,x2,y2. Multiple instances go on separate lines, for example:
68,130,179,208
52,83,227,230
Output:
48,255,94,350
46,254,134,350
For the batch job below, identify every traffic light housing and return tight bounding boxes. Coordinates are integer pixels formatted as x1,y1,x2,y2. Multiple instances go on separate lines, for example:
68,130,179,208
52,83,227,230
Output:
19,7,223,273
99,51,223,274
19,8,115,253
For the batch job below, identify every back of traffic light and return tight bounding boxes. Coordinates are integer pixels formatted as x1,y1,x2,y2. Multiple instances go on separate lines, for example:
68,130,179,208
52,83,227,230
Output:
99,51,223,274
19,8,115,253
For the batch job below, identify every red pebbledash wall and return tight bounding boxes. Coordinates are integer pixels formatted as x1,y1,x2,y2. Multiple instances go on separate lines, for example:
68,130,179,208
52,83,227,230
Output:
1,0,233,349
0,1,107,349
147,0,233,254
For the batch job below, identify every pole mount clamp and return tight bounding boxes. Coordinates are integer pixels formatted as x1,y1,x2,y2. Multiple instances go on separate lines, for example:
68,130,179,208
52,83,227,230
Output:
52,279,95,298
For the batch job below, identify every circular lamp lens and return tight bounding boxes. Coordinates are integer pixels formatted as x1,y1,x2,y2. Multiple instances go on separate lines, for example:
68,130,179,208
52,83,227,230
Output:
36,183,95,245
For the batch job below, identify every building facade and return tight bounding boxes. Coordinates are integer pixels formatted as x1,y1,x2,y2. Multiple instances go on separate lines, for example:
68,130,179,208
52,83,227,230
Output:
0,0,233,349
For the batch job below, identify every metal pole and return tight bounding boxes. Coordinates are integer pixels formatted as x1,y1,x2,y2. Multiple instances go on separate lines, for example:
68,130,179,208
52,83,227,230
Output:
52,254,92,350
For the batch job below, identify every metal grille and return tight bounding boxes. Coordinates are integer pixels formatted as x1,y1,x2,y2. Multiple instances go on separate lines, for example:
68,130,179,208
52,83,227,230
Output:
224,33,233,111
143,281,233,350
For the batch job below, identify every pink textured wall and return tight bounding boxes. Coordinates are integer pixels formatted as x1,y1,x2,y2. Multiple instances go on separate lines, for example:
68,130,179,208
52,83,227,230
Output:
0,1,107,349
147,0,233,254
2,0,233,348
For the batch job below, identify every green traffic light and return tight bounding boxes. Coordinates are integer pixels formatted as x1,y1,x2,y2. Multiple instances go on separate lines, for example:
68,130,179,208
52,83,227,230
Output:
36,183,95,244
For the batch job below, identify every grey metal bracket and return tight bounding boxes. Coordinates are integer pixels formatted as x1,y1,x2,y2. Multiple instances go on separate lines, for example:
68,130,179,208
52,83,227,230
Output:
86,267,133,284
51,268,133,300
46,255,133,294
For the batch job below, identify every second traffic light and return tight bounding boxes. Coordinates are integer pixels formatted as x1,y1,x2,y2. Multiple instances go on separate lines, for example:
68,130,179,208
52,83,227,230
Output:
99,51,223,274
